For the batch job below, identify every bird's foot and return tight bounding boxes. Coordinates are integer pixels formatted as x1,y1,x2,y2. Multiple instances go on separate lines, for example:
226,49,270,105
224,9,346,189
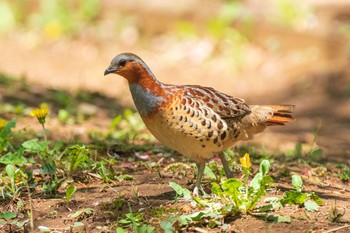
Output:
192,187,199,197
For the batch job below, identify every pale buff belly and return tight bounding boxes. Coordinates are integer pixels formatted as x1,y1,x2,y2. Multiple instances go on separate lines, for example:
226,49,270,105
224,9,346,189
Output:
141,113,228,163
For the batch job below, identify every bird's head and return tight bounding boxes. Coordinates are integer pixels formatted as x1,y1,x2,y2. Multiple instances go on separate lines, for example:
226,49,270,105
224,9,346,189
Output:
104,53,154,83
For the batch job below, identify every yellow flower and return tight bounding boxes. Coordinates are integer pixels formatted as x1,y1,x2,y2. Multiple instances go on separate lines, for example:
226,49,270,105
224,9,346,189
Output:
240,153,251,169
31,106,49,125
0,118,7,131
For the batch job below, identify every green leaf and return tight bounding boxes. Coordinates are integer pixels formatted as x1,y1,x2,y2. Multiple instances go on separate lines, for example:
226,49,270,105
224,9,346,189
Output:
38,226,51,232
221,178,243,208
0,151,27,165
282,191,307,205
22,139,49,153
191,212,205,221
5,164,15,178
0,211,16,220
204,166,216,180
138,224,155,233
304,200,320,212
169,182,192,199
40,163,56,175
250,173,263,190
309,192,323,205
264,197,283,210
65,185,77,203
211,182,222,195
266,214,291,223
72,221,84,227
259,159,270,176
291,175,303,192
69,208,94,219
160,221,173,233
115,227,128,233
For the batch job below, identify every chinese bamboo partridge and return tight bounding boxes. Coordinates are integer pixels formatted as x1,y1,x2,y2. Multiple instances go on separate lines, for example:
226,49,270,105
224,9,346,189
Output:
104,53,294,195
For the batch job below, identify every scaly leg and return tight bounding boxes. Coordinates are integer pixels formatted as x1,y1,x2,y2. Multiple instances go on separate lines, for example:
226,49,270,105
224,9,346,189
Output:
193,162,205,195
218,153,233,178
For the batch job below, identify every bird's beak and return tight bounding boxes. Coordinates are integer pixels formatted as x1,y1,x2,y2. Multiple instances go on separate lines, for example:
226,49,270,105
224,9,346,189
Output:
104,67,118,76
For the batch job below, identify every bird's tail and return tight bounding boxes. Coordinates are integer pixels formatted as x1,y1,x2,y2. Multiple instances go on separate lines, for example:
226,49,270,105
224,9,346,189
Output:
237,104,295,140
264,105,295,125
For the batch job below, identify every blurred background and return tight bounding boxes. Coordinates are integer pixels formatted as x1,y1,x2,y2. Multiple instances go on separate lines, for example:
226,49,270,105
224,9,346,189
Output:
0,0,349,159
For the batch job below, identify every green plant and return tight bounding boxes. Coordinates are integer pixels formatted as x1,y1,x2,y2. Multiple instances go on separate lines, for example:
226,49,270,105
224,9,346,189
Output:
212,155,273,214
339,166,350,182
65,184,77,204
0,119,16,153
60,145,92,177
109,109,149,142
0,211,29,232
161,154,274,230
279,175,323,211
116,205,155,233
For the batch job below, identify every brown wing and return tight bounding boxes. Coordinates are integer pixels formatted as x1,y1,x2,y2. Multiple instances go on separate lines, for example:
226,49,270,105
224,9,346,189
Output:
183,85,251,120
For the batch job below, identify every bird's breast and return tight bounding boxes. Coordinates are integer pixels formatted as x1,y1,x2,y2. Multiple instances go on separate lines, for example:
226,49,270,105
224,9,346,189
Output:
129,83,164,116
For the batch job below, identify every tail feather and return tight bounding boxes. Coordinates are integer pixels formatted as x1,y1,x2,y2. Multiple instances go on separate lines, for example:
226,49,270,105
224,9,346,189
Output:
237,104,295,141
265,105,295,126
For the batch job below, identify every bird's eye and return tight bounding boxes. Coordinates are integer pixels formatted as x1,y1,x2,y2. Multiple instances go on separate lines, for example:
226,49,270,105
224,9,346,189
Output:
119,59,127,67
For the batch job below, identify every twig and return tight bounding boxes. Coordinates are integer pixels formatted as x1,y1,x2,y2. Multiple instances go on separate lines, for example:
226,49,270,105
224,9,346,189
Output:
323,224,350,233
26,185,34,231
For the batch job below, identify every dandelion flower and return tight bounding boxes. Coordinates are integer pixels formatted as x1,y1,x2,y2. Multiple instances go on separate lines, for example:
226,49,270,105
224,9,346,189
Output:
240,153,251,169
0,118,7,131
31,106,49,125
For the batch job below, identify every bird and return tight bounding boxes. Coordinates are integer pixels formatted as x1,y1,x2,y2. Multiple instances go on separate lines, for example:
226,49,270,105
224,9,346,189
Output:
104,53,294,195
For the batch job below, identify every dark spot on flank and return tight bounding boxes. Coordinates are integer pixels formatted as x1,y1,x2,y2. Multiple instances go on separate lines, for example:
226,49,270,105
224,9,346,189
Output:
181,99,186,105
203,109,208,116
212,98,218,104
183,105,187,111
201,144,206,148
211,115,217,122
221,131,226,140
187,109,191,114
218,106,224,111
179,116,183,121
200,139,203,142
213,137,218,144
201,120,206,126
190,110,195,117
207,121,211,129
217,143,221,147
208,131,213,138
207,103,213,108
188,98,192,104
175,107,178,110
217,121,224,130
184,116,188,122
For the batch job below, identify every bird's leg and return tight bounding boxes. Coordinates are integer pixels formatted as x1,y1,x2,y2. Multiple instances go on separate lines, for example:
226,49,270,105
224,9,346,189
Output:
193,162,205,196
218,153,233,178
